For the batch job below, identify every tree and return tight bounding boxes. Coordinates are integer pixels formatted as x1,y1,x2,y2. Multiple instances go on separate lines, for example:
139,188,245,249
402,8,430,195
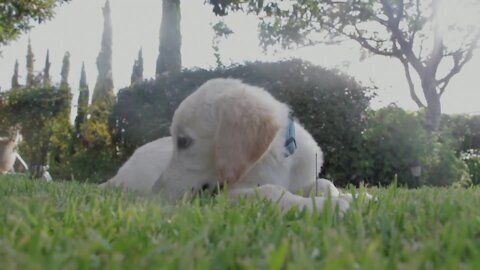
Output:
75,63,89,134
208,0,480,131
91,0,115,110
69,0,119,182
26,39,35,87
49,51,73,177
43,50,51,88
156,0,182,77
60,51,70,89
0,0,71,47
11,60,20,88
131,48,144,85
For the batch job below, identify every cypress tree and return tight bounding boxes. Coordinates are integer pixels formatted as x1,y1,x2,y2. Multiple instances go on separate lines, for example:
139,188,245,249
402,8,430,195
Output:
82,0,116,160
11,60,20,88
43,50,51,88
91,0,114,109
49,52,73,174
156,0,181,77
60,51,71,89
75,63,89,134
131,48,144,85
26,39,35,87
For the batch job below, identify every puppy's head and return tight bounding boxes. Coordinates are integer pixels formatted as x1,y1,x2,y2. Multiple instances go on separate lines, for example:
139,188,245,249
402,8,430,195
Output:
152,79,282,200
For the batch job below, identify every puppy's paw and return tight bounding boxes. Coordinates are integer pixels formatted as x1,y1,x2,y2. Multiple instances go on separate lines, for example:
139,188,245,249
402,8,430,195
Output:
339,191,376,202
309,197,350,217
338,192,353,202
331,197,350,217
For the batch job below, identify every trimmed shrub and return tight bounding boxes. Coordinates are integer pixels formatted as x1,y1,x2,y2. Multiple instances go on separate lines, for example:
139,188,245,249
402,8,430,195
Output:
111,59,373,185
441,114,480,152
360,106,431,186
462,150,480,185
440,114,480,186
361,106,471,187
422,135,471,187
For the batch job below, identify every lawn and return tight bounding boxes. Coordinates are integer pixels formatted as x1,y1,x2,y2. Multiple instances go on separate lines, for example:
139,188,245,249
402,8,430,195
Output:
1,176,480,269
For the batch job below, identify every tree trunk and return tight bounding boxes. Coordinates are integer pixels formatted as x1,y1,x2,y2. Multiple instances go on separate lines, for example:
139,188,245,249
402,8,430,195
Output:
421,78,442,131
156,0,182,77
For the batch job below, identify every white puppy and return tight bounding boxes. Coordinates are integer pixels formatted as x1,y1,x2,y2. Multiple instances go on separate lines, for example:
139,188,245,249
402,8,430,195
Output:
152,78,349,215
100,137,173,192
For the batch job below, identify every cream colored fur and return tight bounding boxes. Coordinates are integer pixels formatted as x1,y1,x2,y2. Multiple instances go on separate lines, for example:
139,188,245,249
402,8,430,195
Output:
100,137,173,192
151,78,350,215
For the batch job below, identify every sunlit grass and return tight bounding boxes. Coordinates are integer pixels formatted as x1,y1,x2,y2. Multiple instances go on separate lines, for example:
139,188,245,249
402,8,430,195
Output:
1,176,480,269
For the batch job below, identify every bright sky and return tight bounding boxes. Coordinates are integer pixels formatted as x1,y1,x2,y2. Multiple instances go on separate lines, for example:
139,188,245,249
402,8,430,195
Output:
0,0,479,115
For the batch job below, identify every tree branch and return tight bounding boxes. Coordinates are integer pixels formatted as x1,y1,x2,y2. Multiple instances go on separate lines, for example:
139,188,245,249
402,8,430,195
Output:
351,24,396,56
395,40,425,108
320,20,397,57
396,0,404,23
437,31,480,96
380,0,424,74
409,0,422,47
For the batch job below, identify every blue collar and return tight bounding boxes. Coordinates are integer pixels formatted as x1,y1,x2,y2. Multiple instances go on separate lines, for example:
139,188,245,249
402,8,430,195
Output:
284,111,297,157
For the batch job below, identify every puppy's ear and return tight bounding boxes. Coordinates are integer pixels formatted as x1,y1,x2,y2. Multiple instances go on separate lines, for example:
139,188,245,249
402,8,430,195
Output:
215,98,280,184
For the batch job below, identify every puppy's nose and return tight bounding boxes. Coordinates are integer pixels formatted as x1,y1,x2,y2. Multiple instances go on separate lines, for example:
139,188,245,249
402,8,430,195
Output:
152,175,164,193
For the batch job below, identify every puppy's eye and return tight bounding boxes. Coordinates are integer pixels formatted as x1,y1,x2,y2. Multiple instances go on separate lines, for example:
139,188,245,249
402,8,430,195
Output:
177,136,192,150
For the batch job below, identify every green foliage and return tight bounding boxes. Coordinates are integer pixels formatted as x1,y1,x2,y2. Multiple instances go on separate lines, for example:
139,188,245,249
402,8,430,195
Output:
51,102,120,183
68,115,120,182
361,106,471,187
130,48,144,85
75,63,89,135
361,107,430,187
51,51,73,157
43,50,51,87
26,39,35,87
423,135,471,187
3,177,480,269
112,59,372,182
111,78,172,158
212,21,233,69
63,146,119,182
92,0,114,108
441,114,480,152
53,93,120,183
438,114,480,185
0,0,71,47
462,150,480,185
48,83,72,179
0,87,71,175
11,60,20,88
60,51,70,89
48,106,73,176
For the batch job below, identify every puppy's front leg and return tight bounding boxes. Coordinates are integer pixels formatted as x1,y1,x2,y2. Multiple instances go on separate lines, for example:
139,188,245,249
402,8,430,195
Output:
229,184,349,216
300,178,341,197
300,179,374,202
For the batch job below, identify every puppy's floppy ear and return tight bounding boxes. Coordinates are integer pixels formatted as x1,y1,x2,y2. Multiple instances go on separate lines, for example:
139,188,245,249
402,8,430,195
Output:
215,97,280,184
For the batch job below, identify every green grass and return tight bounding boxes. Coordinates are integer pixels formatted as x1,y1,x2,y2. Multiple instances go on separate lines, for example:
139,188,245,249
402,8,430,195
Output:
1,176,480,269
